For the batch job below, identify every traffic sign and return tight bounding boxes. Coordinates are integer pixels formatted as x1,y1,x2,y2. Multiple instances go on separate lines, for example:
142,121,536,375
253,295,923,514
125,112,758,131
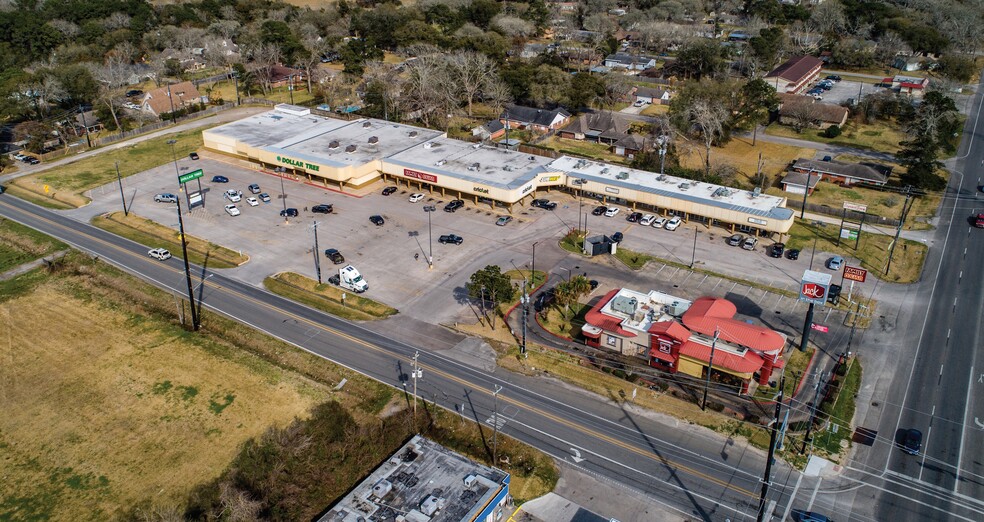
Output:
178,168,203,184
811,323,829,333
843,265,867,282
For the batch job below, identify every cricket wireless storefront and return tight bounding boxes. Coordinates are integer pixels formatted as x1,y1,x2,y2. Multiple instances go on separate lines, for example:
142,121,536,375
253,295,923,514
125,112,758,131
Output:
202,105,795,237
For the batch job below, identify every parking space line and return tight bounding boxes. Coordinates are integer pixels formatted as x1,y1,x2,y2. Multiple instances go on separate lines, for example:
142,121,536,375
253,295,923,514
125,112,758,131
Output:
697,274,708,288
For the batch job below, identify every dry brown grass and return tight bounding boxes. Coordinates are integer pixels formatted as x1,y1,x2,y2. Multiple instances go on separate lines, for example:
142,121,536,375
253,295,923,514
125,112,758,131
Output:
94,212,247,269
677,138,815,185
0,283,330,519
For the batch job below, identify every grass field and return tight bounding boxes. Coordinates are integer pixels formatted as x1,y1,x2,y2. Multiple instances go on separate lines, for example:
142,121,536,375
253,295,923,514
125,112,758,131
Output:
764,120,906,155
540,136,629,164
677,138,815,186
264,272,398,321
10,127,211,208
0,217,67,271
92,212,247,269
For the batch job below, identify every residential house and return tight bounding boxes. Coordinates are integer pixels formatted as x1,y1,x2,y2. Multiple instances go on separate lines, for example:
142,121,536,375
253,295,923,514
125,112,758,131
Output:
160,47,207,72
882,75,929,96
558,111,646,157
520,43,548,59
634,86,671,105
73,111,102,136
788,158,889,187
500,104,572,132
472,120,506,140
892,55,923,72
727,31,751,42
604,52,658,70
569,30,602,43
141,81,204,118
269,64,305,89
779,170,822,195
764,55,824,93
777,93,849,129
693,23,720,39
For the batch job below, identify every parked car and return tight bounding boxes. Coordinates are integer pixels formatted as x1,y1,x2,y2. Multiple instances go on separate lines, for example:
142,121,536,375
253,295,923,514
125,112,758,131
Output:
639,214,656,226
825,75,842,82
154,193,177,203
280,208,299,217
125,89,144,97
786,249,801,260
11,153,26,161
444,199,464,212
604,207,620,217
826,255,844,270
652,217,667,229
742,236,758,250
664,216,682,230
409,193,425,203
369,214,385,226
592,205,607,216
24,157,39,165
495,215,512,226
798,512,831,522
633,100,645,107
901,428,922,455
812,94,823,101
439,234,464,245
189,152,199,160
769,243,785,258
727,233,744,246
975,213,984,228
532,198,557,210
312,204,333,214
211,175,229,183
626,212,643,223
259,192,271,203
611,231,624,243
382,186,397,196
248,183,261,194
246,197,259,207
148,248,171,260
224,189,242,202
534,288,555,312
224,204,240,216
324,248,345,264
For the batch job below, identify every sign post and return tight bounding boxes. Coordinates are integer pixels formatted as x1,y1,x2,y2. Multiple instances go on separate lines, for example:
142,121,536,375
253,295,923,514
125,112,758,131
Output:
798,270,832,352
178,169,205,211
842,265,867,302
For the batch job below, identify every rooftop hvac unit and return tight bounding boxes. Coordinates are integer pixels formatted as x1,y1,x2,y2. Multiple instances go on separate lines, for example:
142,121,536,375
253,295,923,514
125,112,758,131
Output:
574,159,588,169
601,167,610,174
467,162,480,171
656,174,667,181
616,171,629,180
328,140,340,149
362,121,371,128
409,131,418,137
371,479,393,499
503,165,513,171
752,187,761,197
678,183,689,190
345,144,357,153
463,474,477,488
435,159,446,166
420,496,446,517
368,136,378,144
423,142,433,149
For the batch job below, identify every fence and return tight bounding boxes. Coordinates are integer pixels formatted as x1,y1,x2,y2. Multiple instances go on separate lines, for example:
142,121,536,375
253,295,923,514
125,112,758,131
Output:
91,102,237,147
784,199,900,227
191,72,233,87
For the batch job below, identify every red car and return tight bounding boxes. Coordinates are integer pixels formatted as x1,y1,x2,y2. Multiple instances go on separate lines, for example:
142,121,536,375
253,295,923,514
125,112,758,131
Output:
976,214,984,228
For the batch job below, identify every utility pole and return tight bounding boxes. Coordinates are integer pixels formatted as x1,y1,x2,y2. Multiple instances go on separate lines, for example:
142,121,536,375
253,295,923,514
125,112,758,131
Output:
312,221,321,284
801,371,826,454
756,375,785,522
175,198,199,331
78,105,92,148
885,186,913,275
424,205,435,269
412,351,420,420
799,169,814,219
690,226,698,269
167,82,177,125
701,328,719,411
115,162,127,216
492,384,503,466
520,278,529,357
799,302,815,352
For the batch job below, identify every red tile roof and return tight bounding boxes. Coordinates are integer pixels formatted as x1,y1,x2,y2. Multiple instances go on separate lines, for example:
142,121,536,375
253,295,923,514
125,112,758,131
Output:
584,289,637,337
648,320,690,342
679,340,763,375
682,297,785,354
650,348,675,364
766,55,823,84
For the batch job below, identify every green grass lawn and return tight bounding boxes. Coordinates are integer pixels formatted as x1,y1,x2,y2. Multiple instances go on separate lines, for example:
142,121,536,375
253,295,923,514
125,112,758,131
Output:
540,136,629,164
263,272,397,321
812,360,862,458
0,218,68,272
765,120,906,155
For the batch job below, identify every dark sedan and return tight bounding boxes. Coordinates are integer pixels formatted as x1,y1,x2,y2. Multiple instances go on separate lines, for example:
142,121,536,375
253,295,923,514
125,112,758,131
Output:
369,215,385,226
626,212,643,223
444,199,464,212
312,204,334,214
438,234,463,245
786,248,800,260
531,199,557,210
382,186,397,196
592,205,607,216
211,175,229,183
323,248,345,264
611,231,624,243
769,243,785,258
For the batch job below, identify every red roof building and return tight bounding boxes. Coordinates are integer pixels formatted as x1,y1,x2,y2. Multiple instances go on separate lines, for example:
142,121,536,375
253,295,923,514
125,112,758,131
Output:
583,289,787,395
764,55,824,94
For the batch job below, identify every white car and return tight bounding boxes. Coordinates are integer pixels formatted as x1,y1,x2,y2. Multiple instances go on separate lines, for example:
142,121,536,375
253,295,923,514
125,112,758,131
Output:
224,189,242,202
604,207,620,217
408,193,425,203
664,216,682,231
224,204,240,216
652,217,668,229
148,248,171,260
246,197,259,207
639,214,656,226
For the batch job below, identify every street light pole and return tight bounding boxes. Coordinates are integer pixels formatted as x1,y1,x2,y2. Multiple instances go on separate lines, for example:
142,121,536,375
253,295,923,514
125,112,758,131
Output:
312,221,322,284
690,226,698,269
115,161,127,216
799,169,814,219
492,384,503,466
701,328,718,411
175,198,199,331
424,206,435,268
277,167,288,222
531,241,540,285
167,139,189,213
809,220,825,271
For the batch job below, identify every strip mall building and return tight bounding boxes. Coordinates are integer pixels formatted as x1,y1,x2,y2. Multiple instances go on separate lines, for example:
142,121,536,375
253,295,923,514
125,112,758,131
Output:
203,105,795,237
582,288,787,394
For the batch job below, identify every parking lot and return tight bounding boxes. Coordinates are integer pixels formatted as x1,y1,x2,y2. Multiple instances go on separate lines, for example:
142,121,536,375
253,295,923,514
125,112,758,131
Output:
72,153,858,323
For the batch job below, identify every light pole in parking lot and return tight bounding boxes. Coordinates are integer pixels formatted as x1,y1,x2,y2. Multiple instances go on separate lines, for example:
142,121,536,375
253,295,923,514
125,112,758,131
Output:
690,226,698,269
424,205,435,269
531,241,540,283
572,178,587,234
167,139,189,214
312,221,322,284
276,167,288,222
809,220,826,270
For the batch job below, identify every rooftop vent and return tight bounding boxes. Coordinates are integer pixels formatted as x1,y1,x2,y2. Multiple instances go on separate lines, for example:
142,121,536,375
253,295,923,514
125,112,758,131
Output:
463,475,477,488
345,144,357,153
467,162,480,171
678,183,690,190
409,130,418,137
473,143,482,149
362,121,371,128
503,165,513,171
371,479,392,499
712,187,731,198
752,187,761,197
423,142,433,149
328,140,340,149
601,167,610,174
574,159,588,169
529,156,535,160
656,174,667,181
368,136,378,144
615,171,629,180
435,159,447,166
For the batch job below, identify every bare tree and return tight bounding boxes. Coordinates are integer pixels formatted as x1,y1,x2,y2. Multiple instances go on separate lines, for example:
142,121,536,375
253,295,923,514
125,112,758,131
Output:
492,15,536,38
682,98,728,177
599,73,632,109
26,72,66,118
482,77,513,115
446,51,499,117
92,48,133,131
251,43,282,95
808,0,846,36
403,55,452,126
218,482,262,522
208,20,241,40
48,19,80,39
103,12,131,31
362,61,404,120
783,100,822,133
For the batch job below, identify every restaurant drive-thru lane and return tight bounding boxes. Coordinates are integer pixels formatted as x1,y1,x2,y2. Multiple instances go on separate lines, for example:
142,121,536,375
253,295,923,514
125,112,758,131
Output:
0,194,802,520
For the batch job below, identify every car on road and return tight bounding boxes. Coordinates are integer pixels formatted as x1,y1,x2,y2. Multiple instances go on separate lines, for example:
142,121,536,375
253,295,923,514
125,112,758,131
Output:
224,204,240,216
409,193,425,203
825,75,841,82
369,214,385,226
604,207,620,217
626,211,643,223
652,217,667,229
444,199,464,212
786,248,801,260
148,248,171,260
189,152,199,160
727,234,744,246
248,183,261,194
211,175,229,183
797,512,831,522
280,208,299,217
439,234,463,245
769,243,785,258
826,255,844,270
639,214,656,226
259,192,271,203
324,248,345,264
592,205,607,216
224,189,242,202
531,199,557,210
312,204,333,214
495,215,512,226
664,216,682,231
246,197,259,206
901,428,922,455
975,213,984,228
611,231,624,243
742,236,758,250
154,193,177,203
534,288,555,312
382,186,397,196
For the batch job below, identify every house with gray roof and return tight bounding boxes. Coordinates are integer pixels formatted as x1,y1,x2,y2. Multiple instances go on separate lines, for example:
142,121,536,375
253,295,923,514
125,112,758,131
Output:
559,111,646,157
604,52,658,70
500,104,571,132
789,158,889,187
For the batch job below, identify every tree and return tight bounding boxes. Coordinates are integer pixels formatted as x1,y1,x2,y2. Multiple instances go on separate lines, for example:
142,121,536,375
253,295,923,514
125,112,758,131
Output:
567,72,605,111
466,265,515,329
748,27,785,70
734,78,780,144
446,51,499,117
783,99,822,133
937,54,977,83
896,91,957,191
468,0,501,29
553,276,591,317
340,38,383,76
673,39,724,80
824,125,842,138
0,154,12,174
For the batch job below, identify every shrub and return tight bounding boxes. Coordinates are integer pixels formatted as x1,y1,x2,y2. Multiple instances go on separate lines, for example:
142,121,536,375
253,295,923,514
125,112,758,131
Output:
824,125,842,138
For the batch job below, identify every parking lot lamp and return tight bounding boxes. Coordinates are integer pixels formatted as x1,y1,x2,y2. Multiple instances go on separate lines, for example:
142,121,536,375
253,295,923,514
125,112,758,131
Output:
531,241,540,284
809,220,826,270
690,226,698,269
276,167,288,221
167,139,180,178
312,221,322,284
424,205,435,268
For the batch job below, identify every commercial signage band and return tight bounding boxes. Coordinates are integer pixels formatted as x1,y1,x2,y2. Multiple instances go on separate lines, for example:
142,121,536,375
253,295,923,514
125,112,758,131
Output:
178,169,203,184
843,265,867,283
799,270,832,306
404,169,438,183
276,155,320,172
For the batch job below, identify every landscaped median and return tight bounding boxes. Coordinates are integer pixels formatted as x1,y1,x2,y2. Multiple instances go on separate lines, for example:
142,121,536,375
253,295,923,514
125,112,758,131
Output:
264,272,397,321
92,211,247,269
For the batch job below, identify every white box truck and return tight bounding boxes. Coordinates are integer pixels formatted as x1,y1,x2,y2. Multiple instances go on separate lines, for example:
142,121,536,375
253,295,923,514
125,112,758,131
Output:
329,265,368,293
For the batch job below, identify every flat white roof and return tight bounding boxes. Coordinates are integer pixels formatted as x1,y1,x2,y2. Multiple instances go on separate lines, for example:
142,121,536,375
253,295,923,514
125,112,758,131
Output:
601,288,692,334
385,137,558,190
549,156,794,220
207,110,339,148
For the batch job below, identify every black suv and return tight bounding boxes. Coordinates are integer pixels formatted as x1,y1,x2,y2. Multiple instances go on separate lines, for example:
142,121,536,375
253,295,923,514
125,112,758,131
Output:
312,204,333,214
626,212,643,223
786,248,800,260
439,234,463,245
324,248,345,264
444,199,464,212
534,288,555,312
280,208,299,217
532,199,557,210
769,243,785,258
611,231,624,243
369,215,385,226
592,205,607,216
382,186,397,196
